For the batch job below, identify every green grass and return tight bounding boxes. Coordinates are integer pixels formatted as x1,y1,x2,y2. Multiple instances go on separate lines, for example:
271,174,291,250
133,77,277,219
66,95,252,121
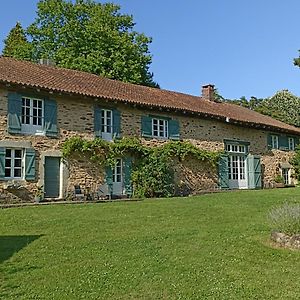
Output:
1,189,300,299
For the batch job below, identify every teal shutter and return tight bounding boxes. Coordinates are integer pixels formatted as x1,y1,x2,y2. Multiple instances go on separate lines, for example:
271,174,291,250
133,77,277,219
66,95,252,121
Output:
279,135,288,151
123,157,133,197
94,106,102,138
25,148,36,181
7,92,22,134
113,109,121,139
218,154,229,189
105,165,113,195
0,148,5,179
169,119,180,140
141,116,152,137
267,134,272,150
44,99,58,137
247,155,262,189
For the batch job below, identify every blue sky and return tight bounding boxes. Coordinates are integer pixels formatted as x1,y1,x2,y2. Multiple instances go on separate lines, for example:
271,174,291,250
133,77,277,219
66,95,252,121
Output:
1,0,300,99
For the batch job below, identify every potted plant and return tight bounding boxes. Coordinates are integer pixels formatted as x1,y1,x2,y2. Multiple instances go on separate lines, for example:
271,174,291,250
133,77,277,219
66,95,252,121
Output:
35,185,44,203
274,175,285,188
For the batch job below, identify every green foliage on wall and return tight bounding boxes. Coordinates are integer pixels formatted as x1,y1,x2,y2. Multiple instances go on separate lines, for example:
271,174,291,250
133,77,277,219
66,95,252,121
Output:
291,146,300,182
62,137,221,198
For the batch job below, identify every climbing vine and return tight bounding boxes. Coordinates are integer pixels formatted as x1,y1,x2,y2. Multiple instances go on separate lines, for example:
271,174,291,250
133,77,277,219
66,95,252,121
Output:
62,137,221,198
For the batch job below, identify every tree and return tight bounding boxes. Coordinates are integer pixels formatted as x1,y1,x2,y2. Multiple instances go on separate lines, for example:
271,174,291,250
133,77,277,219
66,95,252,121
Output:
3,0,158,87
225,91,300,127
2,22,32,60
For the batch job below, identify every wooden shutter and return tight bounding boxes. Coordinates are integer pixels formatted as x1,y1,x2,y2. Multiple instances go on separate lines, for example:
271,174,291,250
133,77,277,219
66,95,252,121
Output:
123,157,132,197
105,165,113,194
94,106,102,138
25,148,36,181
141,116,152,137
279,135,288,151
247,155,262,189
218,154,229,189
0,148,5,179
7,92,22,134
113,109,121,139
44,99,58,137
169,119,180,140
267,134,273,150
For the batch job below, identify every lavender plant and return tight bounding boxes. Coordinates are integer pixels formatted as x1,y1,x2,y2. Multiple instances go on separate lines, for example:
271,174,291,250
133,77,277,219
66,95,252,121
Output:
269,202,300,235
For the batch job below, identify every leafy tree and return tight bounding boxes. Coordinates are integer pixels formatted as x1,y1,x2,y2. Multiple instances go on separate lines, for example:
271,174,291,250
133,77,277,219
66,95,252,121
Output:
2,22,32,60
3,0,158,87
225,91,300,127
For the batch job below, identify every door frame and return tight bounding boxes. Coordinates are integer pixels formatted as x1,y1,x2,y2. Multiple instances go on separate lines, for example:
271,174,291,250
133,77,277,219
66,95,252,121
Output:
38,150,67,199
228,154,248,189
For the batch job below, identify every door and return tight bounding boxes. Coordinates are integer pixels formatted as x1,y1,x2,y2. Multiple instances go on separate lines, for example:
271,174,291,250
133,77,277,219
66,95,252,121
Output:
228,155,248,189
282,168,290,185
112,158,123,195
44,157,61,198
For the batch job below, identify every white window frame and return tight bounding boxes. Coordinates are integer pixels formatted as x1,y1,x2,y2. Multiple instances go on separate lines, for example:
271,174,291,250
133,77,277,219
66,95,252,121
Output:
288,137,295,151
21,97,44,134
282,168,291,185
4,148,24,179
112,158,122,183
226,144,247,154
101,109,113,134
152,118,168,138
271,135,279,149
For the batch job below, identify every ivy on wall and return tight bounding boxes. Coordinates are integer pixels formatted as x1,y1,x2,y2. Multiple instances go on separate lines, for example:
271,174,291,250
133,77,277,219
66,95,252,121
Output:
62,137,221,198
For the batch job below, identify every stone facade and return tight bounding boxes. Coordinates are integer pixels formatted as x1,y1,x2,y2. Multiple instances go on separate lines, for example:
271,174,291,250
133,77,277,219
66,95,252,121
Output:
0,86,298,203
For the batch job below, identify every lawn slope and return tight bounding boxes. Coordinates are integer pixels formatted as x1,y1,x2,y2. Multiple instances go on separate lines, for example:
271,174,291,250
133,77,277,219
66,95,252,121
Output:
1,189,300,299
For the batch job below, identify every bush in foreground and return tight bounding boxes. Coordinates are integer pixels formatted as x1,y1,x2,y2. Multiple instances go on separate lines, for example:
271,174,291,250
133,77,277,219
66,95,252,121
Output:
269,202,300,235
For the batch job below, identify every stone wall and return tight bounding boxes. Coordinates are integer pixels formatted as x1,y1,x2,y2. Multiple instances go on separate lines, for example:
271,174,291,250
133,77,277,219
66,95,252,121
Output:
0,86,298,202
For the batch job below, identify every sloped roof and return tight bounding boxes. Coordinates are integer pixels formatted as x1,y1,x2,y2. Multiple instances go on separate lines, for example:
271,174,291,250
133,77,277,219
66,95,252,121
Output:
0,56,299,135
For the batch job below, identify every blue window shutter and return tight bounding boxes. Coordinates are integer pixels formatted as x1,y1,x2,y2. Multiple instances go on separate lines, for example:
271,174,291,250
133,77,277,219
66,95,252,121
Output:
94,106,102,138
267,134,272,150
123,157,132,197
0,148,5,179
7,92,22,134
141,116,152,137
44,99,58,137
279,135,288,150
218,154,229,189
105,165,113,194
169,119,180,140
113,109,121,139
25,148,36,181
247,155,262,189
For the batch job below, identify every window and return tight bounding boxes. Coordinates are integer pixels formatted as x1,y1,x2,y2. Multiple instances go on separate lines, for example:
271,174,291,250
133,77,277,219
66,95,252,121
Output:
21,97,44,134
288,137,295,151
226,144,246,154
152,118,168,138
5,149,23,179
101,109,113,134
271,135,279,149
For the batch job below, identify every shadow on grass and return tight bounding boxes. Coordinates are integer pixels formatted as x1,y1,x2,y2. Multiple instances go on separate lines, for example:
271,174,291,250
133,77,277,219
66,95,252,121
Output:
0,235,42,264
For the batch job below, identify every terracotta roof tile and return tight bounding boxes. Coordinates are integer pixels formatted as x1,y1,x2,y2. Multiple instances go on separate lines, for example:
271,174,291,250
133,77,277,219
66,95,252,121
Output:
0,56,299,135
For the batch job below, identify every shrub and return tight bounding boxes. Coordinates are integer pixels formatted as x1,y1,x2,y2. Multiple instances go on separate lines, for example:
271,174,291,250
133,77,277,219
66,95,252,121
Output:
269,203,300,235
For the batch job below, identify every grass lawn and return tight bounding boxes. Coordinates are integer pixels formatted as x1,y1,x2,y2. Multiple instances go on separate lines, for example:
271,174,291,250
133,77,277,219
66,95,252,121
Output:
1,189,300,299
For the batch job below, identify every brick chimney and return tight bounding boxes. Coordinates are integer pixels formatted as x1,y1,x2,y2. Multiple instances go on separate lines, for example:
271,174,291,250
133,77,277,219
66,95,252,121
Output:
202,84,215,101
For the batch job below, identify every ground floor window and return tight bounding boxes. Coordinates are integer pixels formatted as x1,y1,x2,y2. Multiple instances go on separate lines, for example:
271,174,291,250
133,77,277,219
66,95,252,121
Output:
5,148,23,179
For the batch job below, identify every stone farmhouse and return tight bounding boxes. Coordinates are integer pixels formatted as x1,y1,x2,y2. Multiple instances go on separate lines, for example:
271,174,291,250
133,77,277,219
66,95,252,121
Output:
0,56,299,202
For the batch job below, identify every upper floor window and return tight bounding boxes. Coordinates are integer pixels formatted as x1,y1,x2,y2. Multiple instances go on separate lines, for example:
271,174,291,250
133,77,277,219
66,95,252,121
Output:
271,135,279,149
141,115,179,140
101,109,113,134
7,92,57,137
21,97,44,134
5,148,23,179
288,137,295,151
152,118,168,138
